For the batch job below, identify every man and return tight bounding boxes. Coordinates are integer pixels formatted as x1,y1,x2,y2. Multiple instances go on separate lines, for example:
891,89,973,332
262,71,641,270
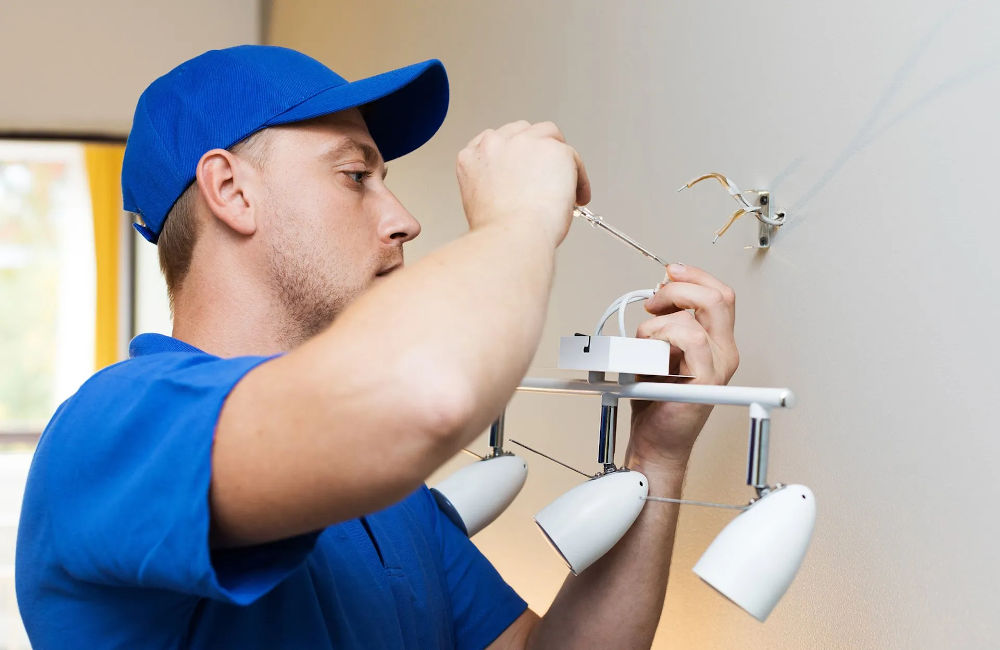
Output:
16,45,738,648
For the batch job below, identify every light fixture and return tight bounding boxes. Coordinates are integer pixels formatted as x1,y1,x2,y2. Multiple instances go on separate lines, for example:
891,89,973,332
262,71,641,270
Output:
515,376,813,621
430,280,814,620
689,402,815,620
430,411,527,537
535,470,647,575
532,393,648,575
694,483,815,621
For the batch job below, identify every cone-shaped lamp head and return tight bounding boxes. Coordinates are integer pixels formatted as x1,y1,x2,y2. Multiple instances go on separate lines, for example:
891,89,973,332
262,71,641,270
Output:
693,484,815,621
430,454,527,537
534,470,648,575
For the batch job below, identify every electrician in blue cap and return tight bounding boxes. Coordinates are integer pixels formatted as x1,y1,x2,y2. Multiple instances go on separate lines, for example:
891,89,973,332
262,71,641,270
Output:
16,45,740,648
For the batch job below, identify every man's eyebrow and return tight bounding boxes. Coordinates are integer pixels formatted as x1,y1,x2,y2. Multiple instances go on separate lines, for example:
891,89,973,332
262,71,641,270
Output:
322,138,384,171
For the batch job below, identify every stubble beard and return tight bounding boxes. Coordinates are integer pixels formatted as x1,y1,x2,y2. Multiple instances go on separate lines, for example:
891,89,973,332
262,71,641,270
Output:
266,237,362,350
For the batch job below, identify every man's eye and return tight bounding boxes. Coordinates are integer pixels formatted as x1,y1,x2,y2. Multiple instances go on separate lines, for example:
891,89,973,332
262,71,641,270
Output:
345,170,370,184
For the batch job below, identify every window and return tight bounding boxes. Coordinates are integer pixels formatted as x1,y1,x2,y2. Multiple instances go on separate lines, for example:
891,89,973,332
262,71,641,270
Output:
0,141,97,436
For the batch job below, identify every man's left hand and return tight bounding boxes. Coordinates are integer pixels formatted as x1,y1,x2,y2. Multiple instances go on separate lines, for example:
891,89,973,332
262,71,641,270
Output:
626,263,740,470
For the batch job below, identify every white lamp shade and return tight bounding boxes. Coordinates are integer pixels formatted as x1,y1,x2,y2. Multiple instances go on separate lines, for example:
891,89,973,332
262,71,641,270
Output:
431,454,527,537
693,484,816,621
534,470,648,575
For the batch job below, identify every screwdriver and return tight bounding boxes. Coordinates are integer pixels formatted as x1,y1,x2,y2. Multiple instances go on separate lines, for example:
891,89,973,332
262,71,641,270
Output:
572,205,668,267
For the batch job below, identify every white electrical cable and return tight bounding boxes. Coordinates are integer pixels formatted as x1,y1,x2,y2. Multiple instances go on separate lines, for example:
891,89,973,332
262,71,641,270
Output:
617,290,653,337
594,290,656,336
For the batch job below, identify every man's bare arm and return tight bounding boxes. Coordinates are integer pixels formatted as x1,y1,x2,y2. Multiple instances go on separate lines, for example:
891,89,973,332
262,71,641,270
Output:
490,264,739,649
210,121,590,547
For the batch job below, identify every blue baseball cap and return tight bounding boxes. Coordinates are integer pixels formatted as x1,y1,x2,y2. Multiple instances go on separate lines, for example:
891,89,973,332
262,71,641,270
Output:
122,45,449,243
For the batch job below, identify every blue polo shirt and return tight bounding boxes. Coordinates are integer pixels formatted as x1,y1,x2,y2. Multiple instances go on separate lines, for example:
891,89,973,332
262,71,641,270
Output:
16,333,527,649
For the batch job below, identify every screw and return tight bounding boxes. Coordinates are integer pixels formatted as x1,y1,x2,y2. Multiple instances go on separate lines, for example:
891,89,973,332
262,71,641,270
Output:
759,237,768,246
760,194,769,205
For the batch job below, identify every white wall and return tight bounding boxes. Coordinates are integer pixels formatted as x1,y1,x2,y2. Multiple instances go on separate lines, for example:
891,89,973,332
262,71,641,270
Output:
0,0,262,135
271,1,1000,648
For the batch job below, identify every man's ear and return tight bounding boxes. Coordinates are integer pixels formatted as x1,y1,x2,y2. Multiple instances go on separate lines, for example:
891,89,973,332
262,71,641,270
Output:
195,149,258,237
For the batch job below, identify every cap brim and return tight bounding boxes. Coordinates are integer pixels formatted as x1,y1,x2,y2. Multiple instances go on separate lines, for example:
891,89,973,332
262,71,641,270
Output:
263,59,448,162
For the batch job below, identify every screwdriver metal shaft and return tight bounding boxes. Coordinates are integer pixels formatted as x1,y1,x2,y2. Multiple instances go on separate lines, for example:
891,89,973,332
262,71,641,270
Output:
573,206,667,267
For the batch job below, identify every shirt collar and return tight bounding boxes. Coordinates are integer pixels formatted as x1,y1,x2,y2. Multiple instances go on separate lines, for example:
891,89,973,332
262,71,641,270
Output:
128,333,207,358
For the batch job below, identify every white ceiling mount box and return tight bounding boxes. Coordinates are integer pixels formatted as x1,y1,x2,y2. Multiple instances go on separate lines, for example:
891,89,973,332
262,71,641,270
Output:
558,334,681,377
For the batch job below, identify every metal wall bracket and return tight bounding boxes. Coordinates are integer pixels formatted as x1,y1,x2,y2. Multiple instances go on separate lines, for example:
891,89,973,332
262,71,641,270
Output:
677,173,787,250
745,190,785,250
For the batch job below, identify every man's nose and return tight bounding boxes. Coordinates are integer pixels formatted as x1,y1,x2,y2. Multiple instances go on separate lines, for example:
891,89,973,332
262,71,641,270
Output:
378,190,421,244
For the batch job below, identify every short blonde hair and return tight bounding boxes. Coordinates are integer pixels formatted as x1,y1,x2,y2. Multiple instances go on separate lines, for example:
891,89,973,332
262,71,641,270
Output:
155,131,270,307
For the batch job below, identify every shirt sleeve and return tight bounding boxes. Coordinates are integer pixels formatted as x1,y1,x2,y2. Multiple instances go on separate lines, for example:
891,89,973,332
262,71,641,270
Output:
37,351,320,605
422,487,528,650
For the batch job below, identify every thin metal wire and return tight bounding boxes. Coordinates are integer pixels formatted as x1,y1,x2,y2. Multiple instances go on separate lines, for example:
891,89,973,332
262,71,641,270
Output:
645,495,749,510
509,439,592,478
573,206,668,267
510,441,749,509
461,448,484,460
508,441,750,510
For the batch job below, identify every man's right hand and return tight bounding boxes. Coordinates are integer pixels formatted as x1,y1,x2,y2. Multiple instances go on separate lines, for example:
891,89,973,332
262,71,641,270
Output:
456,121,591,248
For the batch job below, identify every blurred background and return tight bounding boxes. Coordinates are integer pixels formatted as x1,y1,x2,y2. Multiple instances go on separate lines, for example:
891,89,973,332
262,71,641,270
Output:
2,1,999,648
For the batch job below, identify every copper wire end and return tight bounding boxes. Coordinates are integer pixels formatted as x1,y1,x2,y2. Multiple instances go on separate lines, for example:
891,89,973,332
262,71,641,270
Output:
713,208,748,243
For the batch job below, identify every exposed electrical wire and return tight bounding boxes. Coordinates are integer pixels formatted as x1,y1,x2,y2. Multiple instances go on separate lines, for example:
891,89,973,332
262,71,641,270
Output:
713,208,750,243
678,171,784,243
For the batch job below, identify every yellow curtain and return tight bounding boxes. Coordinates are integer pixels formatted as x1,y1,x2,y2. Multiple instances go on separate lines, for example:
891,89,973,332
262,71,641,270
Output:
84,143,126,370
